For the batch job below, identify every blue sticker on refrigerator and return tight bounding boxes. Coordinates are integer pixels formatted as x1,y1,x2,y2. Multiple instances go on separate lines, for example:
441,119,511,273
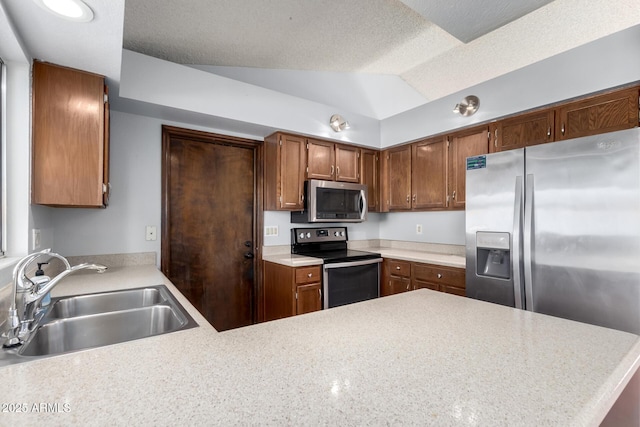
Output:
467,155,486,170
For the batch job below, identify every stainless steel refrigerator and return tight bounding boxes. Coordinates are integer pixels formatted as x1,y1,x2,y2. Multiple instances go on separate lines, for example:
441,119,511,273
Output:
465,127,640,335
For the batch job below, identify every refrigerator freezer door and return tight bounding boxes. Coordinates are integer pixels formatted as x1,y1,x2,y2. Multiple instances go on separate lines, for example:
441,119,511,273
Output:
466,149,525,307
525,128,640,335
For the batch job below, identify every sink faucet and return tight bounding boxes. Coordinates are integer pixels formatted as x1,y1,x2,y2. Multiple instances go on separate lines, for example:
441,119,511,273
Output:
2,249,107,348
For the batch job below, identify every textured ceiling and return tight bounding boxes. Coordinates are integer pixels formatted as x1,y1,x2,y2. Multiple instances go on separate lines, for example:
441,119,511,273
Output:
122,0,640,117
2,0,639,121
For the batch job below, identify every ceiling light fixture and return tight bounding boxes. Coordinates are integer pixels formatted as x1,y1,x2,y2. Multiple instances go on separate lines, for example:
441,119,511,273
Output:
453,95,480,117
329,114,350,132
33,0,94,22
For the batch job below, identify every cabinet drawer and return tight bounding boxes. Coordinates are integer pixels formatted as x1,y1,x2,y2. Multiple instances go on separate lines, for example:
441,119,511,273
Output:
412,263,465,288
388,260,411,277
295,266,321,284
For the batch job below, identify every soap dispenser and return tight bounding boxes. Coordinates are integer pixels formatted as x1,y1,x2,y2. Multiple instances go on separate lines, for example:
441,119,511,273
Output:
32,262,51,307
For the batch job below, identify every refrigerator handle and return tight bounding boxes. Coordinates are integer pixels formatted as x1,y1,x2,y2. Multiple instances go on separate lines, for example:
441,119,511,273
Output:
523,174,535,310
512,176,524,309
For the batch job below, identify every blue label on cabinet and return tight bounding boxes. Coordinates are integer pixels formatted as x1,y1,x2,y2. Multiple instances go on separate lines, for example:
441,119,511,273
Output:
467,155,486,170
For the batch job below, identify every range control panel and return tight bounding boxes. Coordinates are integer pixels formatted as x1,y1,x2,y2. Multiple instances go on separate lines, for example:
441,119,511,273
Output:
291,227,348,244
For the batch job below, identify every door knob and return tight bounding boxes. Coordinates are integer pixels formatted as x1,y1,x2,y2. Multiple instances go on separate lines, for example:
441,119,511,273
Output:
244,252,254,259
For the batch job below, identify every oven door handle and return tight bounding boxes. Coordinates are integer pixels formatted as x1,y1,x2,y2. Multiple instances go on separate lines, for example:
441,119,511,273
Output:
323,258,383,270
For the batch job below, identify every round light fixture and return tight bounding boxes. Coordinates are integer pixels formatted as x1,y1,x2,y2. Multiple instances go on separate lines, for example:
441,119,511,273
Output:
453,95,480,117
329,114,350,132
33,0,94,22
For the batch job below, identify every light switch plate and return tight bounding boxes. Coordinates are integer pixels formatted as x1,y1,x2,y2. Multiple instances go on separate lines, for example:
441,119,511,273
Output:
32,229,42,250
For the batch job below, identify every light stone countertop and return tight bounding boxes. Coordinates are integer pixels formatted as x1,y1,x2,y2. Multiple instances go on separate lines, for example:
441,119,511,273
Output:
262,253,324,267
263,248,465,268
1,265,639,426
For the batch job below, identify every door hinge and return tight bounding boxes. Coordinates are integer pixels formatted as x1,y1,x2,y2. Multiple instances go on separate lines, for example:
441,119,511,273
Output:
279,138,282,146
295,292,298,300
306,143,309,150
446,137,450,148
357,152,360,158
306,166,309,173
103,93,109,103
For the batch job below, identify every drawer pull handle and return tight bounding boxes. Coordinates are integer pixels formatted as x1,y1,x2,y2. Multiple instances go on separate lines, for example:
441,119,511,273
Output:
396,266,401,270
437,273,442,279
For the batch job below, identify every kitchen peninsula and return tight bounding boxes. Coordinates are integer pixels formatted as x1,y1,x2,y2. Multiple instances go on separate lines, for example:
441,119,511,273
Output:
1,265,638,425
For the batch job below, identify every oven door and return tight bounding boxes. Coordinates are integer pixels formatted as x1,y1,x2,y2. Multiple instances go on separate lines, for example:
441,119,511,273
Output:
322,258,382,309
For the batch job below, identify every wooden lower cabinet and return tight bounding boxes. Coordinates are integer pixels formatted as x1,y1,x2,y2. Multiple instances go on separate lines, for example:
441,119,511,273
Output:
263,261,322,321
381,259,411,296
412,262,466,295
382,258,466,297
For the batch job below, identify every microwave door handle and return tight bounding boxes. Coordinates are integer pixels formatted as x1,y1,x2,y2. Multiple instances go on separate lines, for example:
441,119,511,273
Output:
359,190,366,219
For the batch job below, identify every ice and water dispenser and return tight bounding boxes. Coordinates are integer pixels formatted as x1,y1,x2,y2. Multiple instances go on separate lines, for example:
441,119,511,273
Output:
476,232,511,279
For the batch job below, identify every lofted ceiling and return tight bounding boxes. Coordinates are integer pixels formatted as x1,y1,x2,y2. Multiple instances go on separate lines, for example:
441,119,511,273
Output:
2,0,640,120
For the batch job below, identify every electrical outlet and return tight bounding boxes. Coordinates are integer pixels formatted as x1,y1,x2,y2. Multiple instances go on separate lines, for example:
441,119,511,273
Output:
265,226,279,236
416,224,423,235
32,229,42,250
145,226,157,241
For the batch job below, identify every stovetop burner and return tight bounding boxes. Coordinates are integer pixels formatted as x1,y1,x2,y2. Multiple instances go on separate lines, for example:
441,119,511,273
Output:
291,227,381,263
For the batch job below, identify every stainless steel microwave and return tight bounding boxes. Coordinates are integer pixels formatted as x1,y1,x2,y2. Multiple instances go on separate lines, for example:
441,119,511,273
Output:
290,180,368,223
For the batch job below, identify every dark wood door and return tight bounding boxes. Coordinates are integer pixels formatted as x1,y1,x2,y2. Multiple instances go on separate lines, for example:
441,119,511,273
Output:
162,126,260,331
412,137,447,209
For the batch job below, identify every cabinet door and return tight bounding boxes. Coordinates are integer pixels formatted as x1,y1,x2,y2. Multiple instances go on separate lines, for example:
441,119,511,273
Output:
448,126,489,210
360,149,379,212
491,110,554,152
280,134,307,209
556,88,639,140
296,282,322,314
386,146,412,210
32,61,107,207
335,144,360,182
412,137,447,209
307,139,335,180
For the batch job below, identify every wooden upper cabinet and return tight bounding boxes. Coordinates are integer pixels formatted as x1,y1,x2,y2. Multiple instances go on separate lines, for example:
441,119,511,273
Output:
335,144,359,182
307,139,359,183
448,126,490,210
32,60,109,207
306,139,335,180
411,137,447,209
386,145,412,210
360,148,379,212
491,110,555,152
556,88,639,141
264,133,306,210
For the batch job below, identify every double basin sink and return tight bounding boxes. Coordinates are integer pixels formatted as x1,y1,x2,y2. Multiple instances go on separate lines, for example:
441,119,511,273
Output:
1,285,197,366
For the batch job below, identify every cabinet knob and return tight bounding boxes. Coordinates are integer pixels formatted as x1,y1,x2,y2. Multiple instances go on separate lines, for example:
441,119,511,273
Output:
336,166,340,176
561,123,565,135
437,273,442,279
308,273,313,278
406,283,410,291
396,266,401,270
406,195,410,203
330,165,334,175
412,194,416,202
451,191,456,200
547,126,551,137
